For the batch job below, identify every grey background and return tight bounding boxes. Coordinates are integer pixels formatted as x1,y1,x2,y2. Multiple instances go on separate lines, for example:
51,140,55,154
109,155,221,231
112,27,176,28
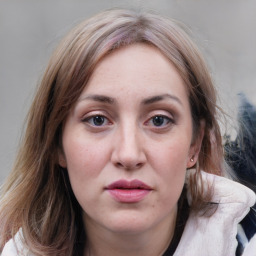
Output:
1,0,256,184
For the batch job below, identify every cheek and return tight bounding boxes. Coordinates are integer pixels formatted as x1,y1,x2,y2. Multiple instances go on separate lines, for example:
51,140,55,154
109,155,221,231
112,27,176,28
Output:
63,136,110,207
63,133,110,181
150,137,190,196
153,138,191,172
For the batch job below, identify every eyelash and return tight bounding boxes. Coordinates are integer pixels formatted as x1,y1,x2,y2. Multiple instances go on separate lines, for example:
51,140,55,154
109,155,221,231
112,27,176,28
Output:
145,115,174,128
82,115,111,127
81,113,175,130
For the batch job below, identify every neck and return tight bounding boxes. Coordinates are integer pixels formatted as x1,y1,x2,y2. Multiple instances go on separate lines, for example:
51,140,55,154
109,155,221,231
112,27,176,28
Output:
83,207,177,256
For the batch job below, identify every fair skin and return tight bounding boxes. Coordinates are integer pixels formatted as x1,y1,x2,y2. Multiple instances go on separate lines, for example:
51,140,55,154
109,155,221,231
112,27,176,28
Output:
60,44,202,256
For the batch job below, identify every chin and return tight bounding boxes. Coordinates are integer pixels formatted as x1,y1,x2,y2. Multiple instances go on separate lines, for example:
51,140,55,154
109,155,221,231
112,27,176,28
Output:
102,211,160,234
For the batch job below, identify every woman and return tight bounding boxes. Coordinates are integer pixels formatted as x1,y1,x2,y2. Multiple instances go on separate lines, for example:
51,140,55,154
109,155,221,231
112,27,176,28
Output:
0,8,255,256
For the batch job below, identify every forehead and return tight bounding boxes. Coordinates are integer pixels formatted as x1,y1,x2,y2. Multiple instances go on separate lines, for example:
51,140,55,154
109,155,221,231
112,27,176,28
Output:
79,43,188,104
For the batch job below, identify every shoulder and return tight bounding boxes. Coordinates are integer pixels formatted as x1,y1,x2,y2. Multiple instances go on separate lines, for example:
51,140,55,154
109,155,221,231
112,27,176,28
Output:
174,171,256,256
242,234,256,256
2,238,18,256
1,229,33,256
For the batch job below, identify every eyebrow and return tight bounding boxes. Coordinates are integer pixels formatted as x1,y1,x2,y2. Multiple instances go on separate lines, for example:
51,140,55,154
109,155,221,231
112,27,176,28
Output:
79,94,115,104
142,94,183,106
78,93,182,106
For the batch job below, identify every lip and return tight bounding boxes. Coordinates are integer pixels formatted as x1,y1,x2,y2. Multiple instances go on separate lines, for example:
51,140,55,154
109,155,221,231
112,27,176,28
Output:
105,179,153,203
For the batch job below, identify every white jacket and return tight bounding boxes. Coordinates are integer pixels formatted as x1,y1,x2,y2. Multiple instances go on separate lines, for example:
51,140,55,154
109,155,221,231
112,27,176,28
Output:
173,171,256,256
2,171,256,256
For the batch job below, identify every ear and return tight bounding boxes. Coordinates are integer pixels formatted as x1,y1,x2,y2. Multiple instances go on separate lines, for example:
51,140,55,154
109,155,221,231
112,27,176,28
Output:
58,149,67,168
187,120,205,168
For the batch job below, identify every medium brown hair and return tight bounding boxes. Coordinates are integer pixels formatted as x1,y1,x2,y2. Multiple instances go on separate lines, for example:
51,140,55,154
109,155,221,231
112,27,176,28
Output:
0,8,223,255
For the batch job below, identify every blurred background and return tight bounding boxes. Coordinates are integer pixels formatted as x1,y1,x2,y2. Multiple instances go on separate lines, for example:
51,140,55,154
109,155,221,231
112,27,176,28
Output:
1,0,256,184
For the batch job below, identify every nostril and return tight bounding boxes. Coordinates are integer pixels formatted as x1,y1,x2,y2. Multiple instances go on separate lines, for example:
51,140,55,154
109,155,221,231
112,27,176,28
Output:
116,162,124,168
135,162,143,168
115,161,144,170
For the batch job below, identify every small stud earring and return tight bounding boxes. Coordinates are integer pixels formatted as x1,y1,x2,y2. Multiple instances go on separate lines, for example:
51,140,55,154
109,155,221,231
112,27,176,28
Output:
190,157,194,162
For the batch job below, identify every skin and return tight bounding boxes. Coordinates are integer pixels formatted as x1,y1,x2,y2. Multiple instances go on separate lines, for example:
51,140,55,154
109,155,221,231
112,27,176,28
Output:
59,44,203,256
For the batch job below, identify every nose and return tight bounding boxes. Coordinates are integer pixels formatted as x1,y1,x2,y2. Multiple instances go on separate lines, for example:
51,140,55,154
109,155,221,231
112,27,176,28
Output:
111,123,146,170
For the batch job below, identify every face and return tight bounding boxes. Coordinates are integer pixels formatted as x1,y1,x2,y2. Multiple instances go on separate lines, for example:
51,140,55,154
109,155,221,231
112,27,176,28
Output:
60,44,200,236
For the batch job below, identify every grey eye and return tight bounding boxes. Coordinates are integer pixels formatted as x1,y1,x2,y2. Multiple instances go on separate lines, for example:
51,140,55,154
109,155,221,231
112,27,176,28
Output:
83,115,108,126
91,116,106,126
151,116,171,127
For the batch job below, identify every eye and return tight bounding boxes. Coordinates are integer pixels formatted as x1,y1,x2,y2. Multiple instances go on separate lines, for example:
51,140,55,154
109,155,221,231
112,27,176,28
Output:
152,116,167,126
146,115,174,128
82,115,110,127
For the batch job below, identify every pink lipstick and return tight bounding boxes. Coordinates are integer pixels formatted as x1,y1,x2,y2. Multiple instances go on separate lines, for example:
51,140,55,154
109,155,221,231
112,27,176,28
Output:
105,179,152,203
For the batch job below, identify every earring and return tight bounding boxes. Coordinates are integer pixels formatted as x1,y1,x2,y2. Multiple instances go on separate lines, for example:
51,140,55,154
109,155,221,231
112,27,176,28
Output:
190,157,194,162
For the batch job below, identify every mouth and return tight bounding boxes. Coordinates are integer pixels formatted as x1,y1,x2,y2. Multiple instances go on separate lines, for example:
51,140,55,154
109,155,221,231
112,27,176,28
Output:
105,179,153,203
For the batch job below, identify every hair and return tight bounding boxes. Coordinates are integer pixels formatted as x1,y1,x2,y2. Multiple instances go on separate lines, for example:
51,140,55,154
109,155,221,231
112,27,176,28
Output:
0,8,223,255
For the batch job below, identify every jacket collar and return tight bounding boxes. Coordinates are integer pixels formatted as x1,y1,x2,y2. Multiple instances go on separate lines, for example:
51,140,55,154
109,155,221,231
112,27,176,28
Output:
174,170,256,256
